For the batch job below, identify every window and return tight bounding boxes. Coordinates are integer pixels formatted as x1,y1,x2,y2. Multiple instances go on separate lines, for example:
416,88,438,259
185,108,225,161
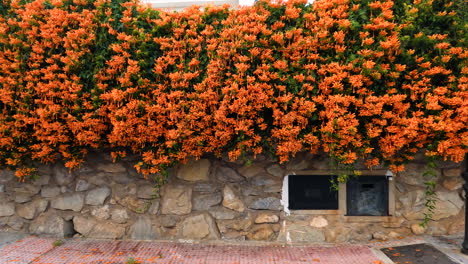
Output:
282,170,395,218
346,176,389,216
288,175,338,210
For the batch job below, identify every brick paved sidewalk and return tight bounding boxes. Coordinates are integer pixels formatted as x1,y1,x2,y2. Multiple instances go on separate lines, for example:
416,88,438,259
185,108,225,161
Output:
0,236,390,264
1,235,467,264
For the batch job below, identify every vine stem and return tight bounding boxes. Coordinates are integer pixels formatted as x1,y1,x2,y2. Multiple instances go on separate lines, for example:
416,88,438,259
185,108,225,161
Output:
420,157,438,228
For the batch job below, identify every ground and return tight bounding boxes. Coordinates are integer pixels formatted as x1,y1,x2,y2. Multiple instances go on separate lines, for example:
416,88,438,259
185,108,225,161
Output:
0,233,467,264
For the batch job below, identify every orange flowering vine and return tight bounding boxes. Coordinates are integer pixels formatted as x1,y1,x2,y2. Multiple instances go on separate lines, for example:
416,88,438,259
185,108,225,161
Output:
0,0,466,179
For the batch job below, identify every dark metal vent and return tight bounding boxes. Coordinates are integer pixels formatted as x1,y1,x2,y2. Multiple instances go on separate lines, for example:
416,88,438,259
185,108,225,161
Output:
288,175,338,210
346,176,389,216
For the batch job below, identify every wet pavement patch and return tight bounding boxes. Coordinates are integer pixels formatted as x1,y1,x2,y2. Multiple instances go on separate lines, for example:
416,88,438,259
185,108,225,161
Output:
381,243,458,264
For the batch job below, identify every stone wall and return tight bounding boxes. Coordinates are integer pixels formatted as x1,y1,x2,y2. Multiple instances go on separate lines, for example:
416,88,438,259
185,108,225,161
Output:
0,152,465,243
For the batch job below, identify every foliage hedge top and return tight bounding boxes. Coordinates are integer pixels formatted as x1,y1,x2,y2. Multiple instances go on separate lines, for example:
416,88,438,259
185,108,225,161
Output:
0,0,466,178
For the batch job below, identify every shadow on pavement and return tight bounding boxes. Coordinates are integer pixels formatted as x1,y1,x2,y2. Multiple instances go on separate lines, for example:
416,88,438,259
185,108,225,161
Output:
382,243,458,264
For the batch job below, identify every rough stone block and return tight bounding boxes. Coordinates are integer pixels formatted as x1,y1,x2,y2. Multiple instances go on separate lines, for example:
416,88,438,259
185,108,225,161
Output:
255,213,279,224
16,199,48,220
137,185,157,199
176,159,210,182
51,193,84,212
178,213,220,240
285,158,309,171
443,168,462,177
33,174,50,186
193,183,218,193
442,177,463,191
266,164,284,177
41,186,61,198
324,226,351,243
14,184,40,195
160,215,179,227
281,223,325,243
53,164,75,186
14,193,32,204
222,185,245,212
30,212,74,237
217,219,252,233
216,166,244,182
402,190,463,220
0,169,15,183
160,185,192,215
251,175,281,186
148,200,160,215
249,197,282,211
238,164,264,178
75,179,91,192
264,185,282,193
309,216,328,228
0,202,15,217
7,216,25,230
117,196,148,213
96,163,127,173
85,187,111,206
193,192,222,211
74,215,125,239
129,217,159,240
246,224,276,241
398,163,441,186
110,208,129,224
91,205,110,220
209,207,239,220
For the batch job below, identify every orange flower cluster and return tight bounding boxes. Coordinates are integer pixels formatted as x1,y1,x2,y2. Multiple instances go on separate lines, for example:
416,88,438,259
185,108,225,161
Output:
0,0,466,178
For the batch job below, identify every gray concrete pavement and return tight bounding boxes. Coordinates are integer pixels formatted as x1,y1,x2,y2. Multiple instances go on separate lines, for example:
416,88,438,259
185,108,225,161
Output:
424,234,468,264
0,232,26,250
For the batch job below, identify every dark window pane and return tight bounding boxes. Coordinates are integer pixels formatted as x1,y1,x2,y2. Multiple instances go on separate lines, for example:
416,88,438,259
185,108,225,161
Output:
288,175,338,210
346,176,389,216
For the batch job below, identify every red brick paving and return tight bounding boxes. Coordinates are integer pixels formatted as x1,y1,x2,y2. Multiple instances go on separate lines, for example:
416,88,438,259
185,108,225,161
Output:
0,236,55,264
0,236,387,264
